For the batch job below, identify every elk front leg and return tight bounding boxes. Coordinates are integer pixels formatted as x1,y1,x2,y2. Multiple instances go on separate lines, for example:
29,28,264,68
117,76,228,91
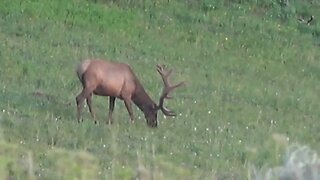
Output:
123,99,134,123
107,96,116,125
86,93,97,124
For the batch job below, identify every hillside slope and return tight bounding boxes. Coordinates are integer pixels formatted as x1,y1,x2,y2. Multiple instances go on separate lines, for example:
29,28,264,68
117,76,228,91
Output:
0,0,319,179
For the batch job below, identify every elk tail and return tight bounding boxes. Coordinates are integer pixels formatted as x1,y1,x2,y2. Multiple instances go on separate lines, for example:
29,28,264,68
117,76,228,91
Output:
76,59,91,82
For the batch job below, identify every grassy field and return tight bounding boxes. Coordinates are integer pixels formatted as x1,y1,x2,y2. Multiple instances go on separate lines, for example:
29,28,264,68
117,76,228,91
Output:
0,0,320,179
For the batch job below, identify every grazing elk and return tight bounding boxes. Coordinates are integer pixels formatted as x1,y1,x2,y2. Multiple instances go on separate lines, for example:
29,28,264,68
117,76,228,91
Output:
75,59,184,127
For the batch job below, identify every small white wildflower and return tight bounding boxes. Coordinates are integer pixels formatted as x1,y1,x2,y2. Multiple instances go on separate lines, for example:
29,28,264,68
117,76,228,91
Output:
271,119,274,124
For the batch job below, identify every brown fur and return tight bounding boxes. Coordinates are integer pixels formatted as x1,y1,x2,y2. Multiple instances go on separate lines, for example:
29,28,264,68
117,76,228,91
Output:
75,59,183,127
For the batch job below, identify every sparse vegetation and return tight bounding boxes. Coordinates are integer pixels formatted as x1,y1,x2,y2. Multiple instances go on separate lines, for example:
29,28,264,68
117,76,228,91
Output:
0,0,319,179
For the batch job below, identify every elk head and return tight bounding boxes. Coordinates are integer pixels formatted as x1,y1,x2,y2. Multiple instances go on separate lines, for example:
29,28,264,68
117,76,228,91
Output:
145,64,185,127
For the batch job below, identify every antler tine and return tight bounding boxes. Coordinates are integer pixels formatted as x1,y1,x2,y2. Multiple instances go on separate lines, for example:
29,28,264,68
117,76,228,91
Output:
156,64,184,116
162,81,185,99
158,95,177,116
156,64,172,85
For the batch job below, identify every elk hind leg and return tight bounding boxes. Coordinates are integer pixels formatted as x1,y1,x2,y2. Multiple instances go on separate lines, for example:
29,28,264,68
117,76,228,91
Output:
76,87,93,123
86,93,97,124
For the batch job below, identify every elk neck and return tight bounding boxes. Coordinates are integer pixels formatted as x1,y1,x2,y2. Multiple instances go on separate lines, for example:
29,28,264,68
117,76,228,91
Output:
132,80,156,113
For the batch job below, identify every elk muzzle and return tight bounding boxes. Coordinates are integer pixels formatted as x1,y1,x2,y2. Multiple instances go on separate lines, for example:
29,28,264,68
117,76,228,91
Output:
145,112,158,127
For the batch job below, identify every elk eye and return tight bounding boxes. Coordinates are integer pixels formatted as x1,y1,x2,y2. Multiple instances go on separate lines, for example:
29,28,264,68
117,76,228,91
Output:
152,103,157,110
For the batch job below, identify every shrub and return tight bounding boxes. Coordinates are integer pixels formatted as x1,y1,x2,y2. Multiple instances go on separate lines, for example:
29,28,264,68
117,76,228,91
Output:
250,144,320,180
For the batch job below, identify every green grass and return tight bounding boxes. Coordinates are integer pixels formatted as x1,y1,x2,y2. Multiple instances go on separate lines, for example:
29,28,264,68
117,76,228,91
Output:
0,0,320,179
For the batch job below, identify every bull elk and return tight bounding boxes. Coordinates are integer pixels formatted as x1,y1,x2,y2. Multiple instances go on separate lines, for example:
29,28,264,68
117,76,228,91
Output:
75,59,184,127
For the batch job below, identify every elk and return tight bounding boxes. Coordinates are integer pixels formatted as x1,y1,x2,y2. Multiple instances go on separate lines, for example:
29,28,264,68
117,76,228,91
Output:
75,59,184,127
